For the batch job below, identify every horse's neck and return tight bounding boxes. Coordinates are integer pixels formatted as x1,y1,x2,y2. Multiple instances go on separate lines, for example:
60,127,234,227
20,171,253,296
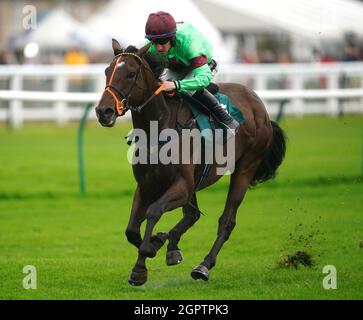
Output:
131,94,171,134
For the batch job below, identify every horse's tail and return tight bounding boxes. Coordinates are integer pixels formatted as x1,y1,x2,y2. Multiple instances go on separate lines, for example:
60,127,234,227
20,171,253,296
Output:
251,121,286,186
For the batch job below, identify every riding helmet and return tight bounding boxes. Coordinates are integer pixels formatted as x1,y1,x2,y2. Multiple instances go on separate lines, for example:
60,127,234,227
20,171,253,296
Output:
145,11,177,40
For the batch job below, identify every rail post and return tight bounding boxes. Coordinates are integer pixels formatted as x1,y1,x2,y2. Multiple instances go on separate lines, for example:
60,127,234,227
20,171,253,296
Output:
275,99,288,124
8,75,23,128
77,102,93,195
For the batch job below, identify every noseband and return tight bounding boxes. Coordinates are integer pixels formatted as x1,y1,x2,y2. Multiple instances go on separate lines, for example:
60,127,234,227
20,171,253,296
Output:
103,52,165,116
103,52,144,116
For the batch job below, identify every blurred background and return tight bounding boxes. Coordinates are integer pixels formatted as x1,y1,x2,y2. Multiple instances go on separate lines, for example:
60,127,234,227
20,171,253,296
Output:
1,0,363,124
2,0,363,64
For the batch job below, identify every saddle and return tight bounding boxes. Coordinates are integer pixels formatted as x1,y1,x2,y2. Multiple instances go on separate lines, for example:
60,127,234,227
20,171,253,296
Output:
179,86,244,144
125,84,244,146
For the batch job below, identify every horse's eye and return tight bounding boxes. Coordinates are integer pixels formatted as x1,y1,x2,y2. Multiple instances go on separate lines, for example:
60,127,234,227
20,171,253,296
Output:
104,67,109,76
127,72,136,79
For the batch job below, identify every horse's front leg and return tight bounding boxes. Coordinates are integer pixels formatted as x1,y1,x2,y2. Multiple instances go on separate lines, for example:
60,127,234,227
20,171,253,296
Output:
127,183,181,286
125,186,147,248
138,178,190,259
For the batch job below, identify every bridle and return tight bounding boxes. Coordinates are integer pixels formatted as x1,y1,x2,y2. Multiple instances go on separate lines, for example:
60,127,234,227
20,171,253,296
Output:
103,52,165,116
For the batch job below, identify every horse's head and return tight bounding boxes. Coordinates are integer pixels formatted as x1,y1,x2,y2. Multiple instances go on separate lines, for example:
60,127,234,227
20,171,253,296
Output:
96,39,161,127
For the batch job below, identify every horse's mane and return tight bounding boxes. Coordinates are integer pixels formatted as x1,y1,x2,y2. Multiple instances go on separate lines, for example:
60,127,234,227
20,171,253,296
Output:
125,45,165,80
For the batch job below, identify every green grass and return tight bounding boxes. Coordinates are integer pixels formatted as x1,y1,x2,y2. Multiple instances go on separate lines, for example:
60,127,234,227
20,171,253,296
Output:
0,116,362,299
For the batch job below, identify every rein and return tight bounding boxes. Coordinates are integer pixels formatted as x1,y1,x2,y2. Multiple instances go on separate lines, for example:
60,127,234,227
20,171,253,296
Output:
103,52,165,116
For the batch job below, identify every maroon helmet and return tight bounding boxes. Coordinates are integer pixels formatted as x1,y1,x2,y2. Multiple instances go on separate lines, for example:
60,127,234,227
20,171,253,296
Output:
145,11,177,40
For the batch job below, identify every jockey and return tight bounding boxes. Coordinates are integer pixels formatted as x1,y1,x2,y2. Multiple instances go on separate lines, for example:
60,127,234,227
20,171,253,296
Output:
145,11,239,132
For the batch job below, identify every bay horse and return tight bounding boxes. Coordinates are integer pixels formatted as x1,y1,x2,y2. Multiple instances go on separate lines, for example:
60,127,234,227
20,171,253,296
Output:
95,39,286,286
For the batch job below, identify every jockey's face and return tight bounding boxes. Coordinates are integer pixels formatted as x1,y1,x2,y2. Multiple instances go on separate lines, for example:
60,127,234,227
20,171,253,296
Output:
154,41,171,55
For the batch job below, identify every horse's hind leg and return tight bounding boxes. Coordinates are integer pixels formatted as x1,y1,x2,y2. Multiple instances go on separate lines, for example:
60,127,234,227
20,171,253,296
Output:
166,194,200,266
191,163,258,281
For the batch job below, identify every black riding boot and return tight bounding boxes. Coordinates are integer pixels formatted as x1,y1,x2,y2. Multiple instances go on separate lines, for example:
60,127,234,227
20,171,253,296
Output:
193,89,239,132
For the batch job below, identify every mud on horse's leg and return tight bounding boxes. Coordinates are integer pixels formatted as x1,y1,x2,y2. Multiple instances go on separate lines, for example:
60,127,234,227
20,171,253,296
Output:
191,170,256,281
166,194,201,266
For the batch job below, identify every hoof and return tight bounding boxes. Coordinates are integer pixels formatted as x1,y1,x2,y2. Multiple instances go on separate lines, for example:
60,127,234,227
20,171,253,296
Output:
191,264,209,281
128,269,147,286
166,250,183,266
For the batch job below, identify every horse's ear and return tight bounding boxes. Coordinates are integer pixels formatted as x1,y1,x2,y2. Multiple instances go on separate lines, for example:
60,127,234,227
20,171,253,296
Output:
137,42,152,57
112,38,123,56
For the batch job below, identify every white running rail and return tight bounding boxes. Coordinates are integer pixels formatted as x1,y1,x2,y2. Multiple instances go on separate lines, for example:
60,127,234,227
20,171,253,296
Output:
1,62,363,127
1,88,363,127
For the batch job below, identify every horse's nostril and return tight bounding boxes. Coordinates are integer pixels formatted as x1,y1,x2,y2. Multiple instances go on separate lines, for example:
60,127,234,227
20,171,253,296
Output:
96,106,114,119
104,107,115,116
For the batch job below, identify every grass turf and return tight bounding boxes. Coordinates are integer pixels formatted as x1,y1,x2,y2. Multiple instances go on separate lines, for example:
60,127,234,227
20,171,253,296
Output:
0,115,362,299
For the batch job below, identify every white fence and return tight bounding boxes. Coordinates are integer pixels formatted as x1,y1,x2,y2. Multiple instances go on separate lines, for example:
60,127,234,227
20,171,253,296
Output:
1,61,363,126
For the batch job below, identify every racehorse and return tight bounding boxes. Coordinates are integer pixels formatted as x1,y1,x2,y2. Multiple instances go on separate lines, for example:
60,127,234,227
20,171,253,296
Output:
95,39,286,286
